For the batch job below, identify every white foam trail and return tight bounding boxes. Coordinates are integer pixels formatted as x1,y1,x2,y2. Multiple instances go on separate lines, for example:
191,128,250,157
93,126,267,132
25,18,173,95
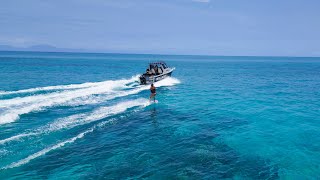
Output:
0,75,139,96
64,77,181,106
0,77,180,124
154,76,180,87
0,133,37,145
47,98,151,131
0,98,156,169
0,76,140,124
0,83,101,96
0,75,139,107
0,98,151,144
2,128,94,170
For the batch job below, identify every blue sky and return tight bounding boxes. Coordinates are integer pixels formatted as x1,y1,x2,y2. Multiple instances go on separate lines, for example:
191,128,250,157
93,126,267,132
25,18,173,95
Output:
0,0,319,56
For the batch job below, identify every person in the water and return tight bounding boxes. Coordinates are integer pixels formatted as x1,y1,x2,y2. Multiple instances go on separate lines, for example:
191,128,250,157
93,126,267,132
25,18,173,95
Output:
150,84,156,102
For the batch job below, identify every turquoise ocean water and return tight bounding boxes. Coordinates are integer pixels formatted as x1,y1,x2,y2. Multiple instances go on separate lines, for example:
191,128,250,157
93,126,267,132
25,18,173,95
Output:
0,51,319,179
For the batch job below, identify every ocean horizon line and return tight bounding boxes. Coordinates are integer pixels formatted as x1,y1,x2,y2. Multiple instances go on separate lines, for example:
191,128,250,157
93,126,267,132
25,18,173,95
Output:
0,50,319,59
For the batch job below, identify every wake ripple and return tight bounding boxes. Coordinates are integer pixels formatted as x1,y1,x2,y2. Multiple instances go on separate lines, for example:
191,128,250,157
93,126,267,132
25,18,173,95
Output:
0,82,109,96
0,98,149,145
2,128,94,169
0,77,180,145
0,76,180,124
0,76,181,170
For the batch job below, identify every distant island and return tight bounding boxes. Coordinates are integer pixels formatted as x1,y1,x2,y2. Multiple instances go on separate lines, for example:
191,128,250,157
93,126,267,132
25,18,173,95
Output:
0,44,85,53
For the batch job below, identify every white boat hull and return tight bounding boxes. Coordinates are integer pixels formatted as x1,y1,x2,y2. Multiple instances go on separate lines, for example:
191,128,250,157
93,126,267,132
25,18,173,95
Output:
139,68,174,85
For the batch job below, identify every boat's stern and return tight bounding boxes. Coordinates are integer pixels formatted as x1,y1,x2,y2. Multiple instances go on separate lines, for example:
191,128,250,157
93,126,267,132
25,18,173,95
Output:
139,75,147,85
139,62,175,85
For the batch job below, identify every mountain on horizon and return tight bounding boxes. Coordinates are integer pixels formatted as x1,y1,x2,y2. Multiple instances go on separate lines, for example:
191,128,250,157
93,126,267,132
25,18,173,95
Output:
0,44,84,53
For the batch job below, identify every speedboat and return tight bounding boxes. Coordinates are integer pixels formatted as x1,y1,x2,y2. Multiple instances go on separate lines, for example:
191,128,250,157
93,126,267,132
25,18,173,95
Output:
139,61,175,85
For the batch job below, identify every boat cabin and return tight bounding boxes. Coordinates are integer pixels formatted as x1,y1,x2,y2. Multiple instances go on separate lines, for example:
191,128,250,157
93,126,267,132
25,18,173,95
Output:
145,61,168,76
139,61,174,85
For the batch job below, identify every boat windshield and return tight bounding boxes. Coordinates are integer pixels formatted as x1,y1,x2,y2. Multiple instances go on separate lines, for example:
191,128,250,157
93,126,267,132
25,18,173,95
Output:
150,62,167,69
162,64,167,69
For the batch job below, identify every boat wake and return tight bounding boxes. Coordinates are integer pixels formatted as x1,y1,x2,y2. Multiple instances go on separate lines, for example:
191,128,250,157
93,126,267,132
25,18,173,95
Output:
0,76,180,124
0,98,150,145
0,76,180,169
2,127,95,170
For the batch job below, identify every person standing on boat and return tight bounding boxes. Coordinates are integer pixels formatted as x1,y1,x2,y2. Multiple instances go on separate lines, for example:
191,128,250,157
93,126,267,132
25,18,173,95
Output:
150,84,156,102
146,68,152,75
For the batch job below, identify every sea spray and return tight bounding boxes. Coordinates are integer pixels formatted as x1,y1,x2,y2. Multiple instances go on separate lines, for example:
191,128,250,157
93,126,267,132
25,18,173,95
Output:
0,75,140,96
0,77,180,124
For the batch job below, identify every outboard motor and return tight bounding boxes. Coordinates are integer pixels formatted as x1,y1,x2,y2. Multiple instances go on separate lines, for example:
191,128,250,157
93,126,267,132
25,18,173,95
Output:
139,75,146,85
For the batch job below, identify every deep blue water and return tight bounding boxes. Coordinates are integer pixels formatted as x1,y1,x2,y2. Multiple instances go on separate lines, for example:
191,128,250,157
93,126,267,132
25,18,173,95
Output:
0,51,320,179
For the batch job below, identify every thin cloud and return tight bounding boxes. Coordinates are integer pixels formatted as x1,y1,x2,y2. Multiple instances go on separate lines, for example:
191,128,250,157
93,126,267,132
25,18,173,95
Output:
192,0,210,3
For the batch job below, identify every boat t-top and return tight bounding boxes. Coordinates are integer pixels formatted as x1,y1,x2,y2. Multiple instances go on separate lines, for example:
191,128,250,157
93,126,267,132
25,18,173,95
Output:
139,61,175,85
